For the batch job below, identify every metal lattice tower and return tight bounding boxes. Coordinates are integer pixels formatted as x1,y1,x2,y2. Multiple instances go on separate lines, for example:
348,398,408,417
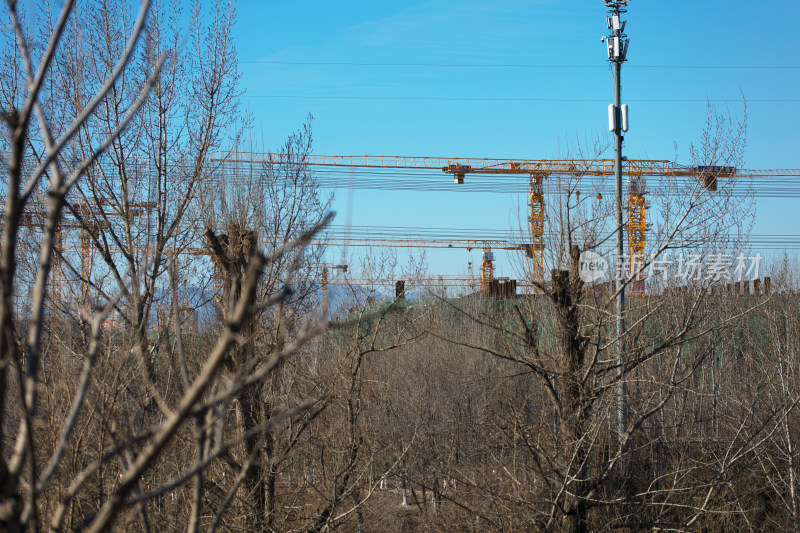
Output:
529,174,546,287
627,172,646,291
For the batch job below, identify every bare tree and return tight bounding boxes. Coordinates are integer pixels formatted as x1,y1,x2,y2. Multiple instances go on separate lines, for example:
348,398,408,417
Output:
385,104,765,532
0,2,329,530
196,119,335,530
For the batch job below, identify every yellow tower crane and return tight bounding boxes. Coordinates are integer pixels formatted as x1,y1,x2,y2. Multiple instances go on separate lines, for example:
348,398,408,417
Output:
214,153,800,291
306,238,529,294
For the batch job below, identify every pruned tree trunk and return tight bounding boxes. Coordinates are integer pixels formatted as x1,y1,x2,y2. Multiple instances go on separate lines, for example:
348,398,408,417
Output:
206,225,271,529
552,245,589,533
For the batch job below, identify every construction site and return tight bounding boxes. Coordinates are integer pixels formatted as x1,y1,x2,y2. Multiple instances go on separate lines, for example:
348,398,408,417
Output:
11,152,799,330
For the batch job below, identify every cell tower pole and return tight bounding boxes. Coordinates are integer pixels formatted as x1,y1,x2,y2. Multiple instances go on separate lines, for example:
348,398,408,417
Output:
603,0,630,451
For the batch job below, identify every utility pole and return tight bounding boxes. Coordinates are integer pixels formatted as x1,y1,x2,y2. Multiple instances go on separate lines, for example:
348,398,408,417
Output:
602,0,630,450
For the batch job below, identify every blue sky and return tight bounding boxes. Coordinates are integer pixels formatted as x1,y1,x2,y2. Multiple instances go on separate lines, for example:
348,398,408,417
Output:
233,0,800,279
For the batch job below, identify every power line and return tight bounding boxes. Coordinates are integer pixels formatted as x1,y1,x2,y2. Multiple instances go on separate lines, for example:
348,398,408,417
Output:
240,60,800,70
321,224,800,250
297,168,800,198
242,94,799,103
209,164,800,197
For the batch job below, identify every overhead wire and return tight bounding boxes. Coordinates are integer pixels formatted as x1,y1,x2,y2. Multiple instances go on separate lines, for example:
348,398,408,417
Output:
226,165,800,198
240,60,800,70
239,61,798,103
321,224,800,250
242,95,800,103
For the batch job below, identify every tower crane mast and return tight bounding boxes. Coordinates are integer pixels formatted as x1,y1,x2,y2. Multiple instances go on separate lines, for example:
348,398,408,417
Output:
309,263,348,315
